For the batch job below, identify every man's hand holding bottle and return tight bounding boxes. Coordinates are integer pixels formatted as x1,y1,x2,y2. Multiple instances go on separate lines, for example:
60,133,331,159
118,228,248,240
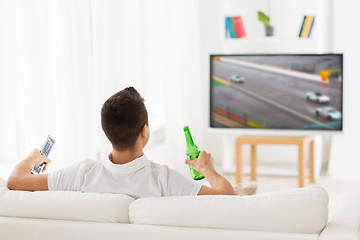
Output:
184,151,215,176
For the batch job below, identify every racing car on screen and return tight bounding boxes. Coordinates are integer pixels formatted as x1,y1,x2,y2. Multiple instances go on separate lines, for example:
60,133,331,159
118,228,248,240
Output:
230,75,244,83
315,106,342,120
306,92,330,103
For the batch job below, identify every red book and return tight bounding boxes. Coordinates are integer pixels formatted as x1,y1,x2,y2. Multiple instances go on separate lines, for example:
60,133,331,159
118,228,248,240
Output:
232,16,246,38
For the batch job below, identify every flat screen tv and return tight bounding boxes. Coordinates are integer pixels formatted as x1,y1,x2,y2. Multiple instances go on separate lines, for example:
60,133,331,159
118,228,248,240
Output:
210,54,343,133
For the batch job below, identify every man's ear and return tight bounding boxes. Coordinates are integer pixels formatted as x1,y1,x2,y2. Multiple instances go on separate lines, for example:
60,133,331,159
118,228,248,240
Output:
140,124,149,138
140,124,150,147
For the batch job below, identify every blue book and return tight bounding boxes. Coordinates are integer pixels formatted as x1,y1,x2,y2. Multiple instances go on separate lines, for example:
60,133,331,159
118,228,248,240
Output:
225,17,232,38
308,16,315,37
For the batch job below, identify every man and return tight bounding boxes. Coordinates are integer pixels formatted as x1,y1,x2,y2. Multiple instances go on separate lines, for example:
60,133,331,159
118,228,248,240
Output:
7,87,255,198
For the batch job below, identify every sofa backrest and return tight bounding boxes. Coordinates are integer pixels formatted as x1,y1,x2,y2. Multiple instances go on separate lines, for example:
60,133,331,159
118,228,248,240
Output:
129,186,329,234
0,177,329,235
0,187,135,223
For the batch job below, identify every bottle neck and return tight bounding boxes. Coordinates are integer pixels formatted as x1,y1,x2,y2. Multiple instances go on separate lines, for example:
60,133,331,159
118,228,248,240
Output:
184,131,195,148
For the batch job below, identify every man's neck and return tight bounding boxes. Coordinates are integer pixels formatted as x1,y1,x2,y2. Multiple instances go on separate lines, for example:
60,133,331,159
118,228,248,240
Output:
109,148,143,165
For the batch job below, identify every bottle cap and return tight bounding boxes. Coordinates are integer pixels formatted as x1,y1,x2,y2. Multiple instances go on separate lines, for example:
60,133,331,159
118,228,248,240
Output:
183,126,189,131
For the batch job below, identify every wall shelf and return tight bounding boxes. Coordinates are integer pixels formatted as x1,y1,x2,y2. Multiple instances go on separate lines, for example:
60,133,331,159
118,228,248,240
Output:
220,37,321,54
213,0,332,54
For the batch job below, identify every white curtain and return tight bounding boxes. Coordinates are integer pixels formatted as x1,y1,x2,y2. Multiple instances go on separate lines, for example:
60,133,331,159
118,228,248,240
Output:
0,0,202,177
0,0,98,173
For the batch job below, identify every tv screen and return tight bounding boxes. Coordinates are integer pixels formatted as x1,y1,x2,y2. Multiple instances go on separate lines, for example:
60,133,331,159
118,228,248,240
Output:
210,54,343,131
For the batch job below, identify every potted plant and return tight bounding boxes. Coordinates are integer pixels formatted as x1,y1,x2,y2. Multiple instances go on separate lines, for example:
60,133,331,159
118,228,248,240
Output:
257,11,274,36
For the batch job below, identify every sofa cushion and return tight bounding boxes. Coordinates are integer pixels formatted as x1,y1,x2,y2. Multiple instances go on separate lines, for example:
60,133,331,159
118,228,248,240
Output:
129,186,328,234
0,188,135,223
0,216,320,240
319,190,360,240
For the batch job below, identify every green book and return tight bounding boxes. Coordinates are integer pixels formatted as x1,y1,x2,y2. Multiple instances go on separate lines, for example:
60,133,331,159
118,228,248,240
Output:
299,16,306,37
229,17,238,38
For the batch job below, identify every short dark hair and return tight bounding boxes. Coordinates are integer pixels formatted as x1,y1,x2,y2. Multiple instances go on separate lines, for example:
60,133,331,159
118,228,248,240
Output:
101,87,148,151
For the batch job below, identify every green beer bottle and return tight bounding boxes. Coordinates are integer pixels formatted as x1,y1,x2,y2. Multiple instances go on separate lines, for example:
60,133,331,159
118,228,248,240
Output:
183,126,205,180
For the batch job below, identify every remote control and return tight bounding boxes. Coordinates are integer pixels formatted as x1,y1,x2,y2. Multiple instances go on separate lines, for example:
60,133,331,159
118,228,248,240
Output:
31,135,55,174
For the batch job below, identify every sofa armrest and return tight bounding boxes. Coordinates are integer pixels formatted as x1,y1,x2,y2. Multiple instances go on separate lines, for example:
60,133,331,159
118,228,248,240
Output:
320,191,360,240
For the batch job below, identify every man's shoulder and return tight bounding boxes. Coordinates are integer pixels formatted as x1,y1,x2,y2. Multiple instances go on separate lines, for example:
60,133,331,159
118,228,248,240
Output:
147,160,185,179
56,159,100,174
139,156,188,181
148,160,173,172
79,159,99,165
148,160,165,172
78,159,102,170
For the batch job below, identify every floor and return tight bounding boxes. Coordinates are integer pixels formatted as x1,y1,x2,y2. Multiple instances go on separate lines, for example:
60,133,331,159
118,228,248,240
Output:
221,172,360,218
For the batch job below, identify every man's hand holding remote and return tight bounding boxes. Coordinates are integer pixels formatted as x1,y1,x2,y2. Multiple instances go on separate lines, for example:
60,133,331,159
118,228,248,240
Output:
7,149,51,191
29,148,51,172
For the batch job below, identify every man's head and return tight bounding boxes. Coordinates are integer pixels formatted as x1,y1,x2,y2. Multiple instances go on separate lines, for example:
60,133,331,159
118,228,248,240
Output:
101,87,148,151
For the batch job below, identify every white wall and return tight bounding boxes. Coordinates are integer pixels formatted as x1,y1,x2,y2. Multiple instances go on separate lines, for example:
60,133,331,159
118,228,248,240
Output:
328,0,360,179
196,0,359,178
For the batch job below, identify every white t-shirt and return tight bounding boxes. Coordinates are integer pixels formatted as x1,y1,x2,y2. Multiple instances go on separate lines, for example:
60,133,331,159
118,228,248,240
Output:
48,154,202,199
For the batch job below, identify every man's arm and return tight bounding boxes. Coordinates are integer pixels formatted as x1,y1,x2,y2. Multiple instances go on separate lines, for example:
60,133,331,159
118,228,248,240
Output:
185,151,235,195
7,149,50,191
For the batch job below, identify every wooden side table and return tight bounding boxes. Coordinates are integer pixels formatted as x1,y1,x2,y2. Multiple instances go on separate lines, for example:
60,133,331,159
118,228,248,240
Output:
235,136,315,188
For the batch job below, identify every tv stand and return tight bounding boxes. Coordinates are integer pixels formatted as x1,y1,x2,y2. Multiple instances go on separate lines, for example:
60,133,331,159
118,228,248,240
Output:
235,135,315,188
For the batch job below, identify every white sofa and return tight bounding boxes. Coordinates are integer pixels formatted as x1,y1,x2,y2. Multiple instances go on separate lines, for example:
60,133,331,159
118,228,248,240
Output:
0,178,359,240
